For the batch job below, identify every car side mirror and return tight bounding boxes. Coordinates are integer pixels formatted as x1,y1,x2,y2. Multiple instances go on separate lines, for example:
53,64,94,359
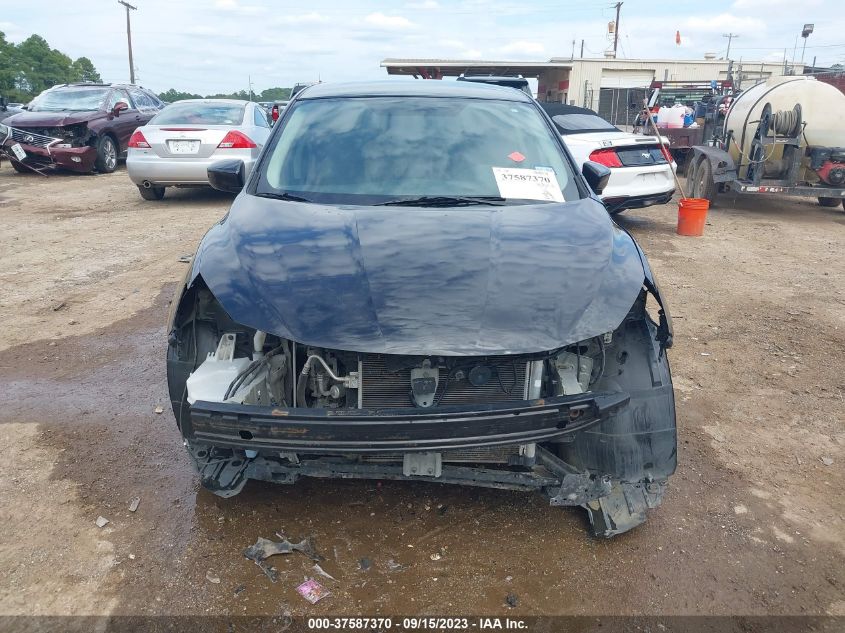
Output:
208,160,245,193
112,102,128,116
583,161,611,195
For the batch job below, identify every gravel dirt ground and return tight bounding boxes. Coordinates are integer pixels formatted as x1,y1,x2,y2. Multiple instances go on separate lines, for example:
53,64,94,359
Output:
0,165,843,621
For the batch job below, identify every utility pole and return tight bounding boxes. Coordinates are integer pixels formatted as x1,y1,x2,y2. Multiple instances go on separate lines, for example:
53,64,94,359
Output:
722,33,739,60
570,39,575,61
580,39,584,58
117,1,137,84
613,3,622,59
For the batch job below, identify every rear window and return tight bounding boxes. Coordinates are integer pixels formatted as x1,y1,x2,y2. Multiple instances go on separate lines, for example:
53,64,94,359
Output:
551,114,618,133
152,102,245,125
258,96,579,205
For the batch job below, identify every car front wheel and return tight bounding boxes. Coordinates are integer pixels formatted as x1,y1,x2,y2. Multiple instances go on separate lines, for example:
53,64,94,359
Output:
137,184,165,200
817,197,841,208
95,135,118,173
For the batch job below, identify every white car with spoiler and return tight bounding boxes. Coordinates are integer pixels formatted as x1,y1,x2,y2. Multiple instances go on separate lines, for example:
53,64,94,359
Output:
126,99,272,200
541,104,675,213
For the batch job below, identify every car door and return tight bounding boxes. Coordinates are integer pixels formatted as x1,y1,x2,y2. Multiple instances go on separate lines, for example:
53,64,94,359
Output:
107,89,142,151
250,103,272,146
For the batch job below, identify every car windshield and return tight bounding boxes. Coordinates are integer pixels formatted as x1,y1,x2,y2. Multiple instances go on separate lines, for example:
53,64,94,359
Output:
551,114,618,133
258,96,580,205
152,102,245,125
29,87,110,112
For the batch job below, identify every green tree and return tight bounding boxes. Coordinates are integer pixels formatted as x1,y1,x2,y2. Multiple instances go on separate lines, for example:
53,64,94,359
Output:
158,88,203,102
70,57,101,83
259,87,291,101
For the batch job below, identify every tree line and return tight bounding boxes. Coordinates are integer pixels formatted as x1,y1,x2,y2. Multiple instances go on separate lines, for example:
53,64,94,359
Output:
1,31,292,105
0,32,100,102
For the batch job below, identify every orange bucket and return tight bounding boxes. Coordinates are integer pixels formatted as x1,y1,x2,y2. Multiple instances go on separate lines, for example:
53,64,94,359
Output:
677,198,710,236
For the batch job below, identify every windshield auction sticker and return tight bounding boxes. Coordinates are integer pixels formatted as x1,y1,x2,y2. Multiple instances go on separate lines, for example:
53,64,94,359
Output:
492,167,565,202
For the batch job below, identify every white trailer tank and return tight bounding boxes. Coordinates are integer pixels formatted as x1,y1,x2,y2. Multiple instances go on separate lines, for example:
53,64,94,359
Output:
724,76,845,179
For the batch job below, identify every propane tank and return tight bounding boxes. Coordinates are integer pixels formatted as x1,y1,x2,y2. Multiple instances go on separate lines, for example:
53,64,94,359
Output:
723,76,845,179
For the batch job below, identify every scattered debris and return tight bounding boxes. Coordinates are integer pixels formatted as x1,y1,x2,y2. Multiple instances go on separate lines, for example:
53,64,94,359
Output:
128,554,135,560
68,319,78,326
178,255,193,263
51,301,66,312
386,559,405,572
733,504,748,515
505,593,518,608
206,570,221,584
296,579,331,604
154,406,164,414
358,558,372,571
430,553,442,561
234,584,246,596
95,516,109,528
505,575,513,582
312,563,336,581
820,456,834,466
700,352,711,356
437,504,448,516
128,497,141,512
244,536,323,563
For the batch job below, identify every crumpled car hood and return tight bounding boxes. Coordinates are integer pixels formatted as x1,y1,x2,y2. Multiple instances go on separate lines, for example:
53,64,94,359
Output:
191,195,647,355
4,110,98,127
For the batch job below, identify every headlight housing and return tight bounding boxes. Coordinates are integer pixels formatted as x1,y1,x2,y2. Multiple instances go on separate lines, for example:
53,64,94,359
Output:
0,123,9,139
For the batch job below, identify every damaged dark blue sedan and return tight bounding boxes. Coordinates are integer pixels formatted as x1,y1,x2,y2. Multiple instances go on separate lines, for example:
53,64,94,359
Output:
166,81,676,537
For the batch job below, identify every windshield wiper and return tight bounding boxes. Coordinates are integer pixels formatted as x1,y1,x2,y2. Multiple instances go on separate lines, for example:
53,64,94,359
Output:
376,195,506,207
255,191,314,203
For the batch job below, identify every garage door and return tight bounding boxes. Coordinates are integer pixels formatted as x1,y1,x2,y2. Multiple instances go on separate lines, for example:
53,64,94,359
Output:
600,70,654,89
597,87,647,126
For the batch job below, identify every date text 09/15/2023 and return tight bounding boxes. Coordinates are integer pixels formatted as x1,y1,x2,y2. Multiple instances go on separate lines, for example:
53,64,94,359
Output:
307,617,529,630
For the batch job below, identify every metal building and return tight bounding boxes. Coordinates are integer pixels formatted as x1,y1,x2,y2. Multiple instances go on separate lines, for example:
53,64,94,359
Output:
381,57,800,126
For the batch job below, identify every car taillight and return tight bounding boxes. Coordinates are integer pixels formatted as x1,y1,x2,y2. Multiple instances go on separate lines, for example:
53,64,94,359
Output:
660,145,673,162
128,130,150,149
588,148,622,168
217,130,257,149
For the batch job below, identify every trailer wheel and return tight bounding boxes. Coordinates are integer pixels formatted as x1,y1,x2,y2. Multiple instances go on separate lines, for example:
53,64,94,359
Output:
692,157,716,204
817,197,841,208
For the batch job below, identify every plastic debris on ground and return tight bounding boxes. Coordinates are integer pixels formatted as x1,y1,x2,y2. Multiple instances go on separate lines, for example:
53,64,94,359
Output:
206,570,221,584
312,563,336,581
296,579,331,604
154,406,164,414
243,535,323,584
95,516,109,528
358,558,372,571
128,497,140,512
506,593,519,608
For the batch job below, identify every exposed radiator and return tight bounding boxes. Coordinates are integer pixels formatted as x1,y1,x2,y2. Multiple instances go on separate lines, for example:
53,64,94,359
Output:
360,355,528,408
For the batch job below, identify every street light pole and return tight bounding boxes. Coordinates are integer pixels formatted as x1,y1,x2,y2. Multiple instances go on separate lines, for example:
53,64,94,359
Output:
117,1,137,84
800,23,814,65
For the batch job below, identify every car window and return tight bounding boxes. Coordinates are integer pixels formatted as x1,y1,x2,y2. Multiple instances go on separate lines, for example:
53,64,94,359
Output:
551,114,618,133
129,89,156,112
28,87,110,112
253,106,270,128
259,96,579,205
107,89,133,110
151,102,246,125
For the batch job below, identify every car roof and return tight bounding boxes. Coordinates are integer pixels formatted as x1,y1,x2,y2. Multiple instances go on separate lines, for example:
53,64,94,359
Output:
171,99,251,106
298,80,533,102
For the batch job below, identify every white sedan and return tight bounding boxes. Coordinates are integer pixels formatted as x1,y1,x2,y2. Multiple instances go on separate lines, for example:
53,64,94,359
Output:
126,99,272,200
541,104,675,213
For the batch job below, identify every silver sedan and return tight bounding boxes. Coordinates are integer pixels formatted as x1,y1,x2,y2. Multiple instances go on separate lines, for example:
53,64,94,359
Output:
126,99,272,200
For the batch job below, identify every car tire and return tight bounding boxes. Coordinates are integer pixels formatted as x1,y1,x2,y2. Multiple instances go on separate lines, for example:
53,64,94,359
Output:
94,135,118,173
692,157,716,205
817,197,841,208
685,156,699,198
10,159,29,174
137,184,165,200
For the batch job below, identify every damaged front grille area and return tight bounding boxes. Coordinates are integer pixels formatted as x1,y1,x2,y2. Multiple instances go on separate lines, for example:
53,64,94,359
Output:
9,124,90,148
360,354,528,408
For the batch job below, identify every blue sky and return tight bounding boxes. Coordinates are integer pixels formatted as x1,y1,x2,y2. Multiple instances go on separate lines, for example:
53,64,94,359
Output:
2,0,843,94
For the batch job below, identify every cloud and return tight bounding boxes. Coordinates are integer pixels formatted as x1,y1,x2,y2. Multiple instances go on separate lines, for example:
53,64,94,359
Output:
213,0,262,15
277,12,328,25
364,12,414,29
406,0,440,8
683,13,765,34
500,41,545,55
732,0,820,7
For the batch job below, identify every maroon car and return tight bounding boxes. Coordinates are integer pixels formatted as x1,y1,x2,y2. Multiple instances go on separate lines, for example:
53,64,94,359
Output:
0,83,164,174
